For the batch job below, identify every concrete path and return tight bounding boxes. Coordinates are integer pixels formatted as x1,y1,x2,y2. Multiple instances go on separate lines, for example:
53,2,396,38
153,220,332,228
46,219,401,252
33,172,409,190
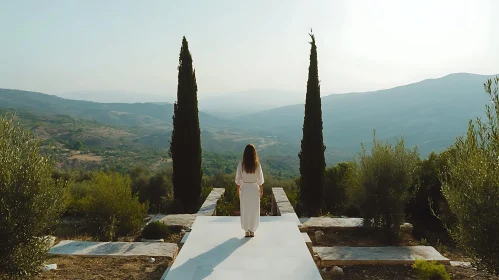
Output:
314,246,450,266
163,216,322,280
48,240,178,259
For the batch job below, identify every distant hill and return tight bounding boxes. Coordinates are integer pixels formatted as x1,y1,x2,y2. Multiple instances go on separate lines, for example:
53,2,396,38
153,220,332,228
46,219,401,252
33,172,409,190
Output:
0,89,222,129
56,90,173,104
198,89,305,118
2,72,497,167
234,73,497,160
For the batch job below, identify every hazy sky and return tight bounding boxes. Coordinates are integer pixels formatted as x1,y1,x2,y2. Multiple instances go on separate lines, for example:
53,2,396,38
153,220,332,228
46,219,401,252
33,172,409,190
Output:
1,0,498,100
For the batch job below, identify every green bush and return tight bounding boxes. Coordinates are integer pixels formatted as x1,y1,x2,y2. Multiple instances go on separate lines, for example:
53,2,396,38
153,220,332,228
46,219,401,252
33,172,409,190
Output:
0,116,69,278
141,221,170,239
412,260,450,280
323,162,355,215
83,171,148,241
441,77,499,275
352,131,419,241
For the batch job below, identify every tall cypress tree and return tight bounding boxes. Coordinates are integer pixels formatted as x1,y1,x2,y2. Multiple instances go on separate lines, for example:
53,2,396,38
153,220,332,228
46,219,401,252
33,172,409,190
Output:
298,31,326,216
169,36,202,213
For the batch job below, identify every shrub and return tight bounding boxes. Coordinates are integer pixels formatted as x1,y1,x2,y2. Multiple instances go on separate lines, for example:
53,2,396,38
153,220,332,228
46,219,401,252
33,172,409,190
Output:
406,151,455,234
352,131,419,241
0,116,69,278
441,77,499,275
141,221,170,239
412,260,450,280
83,172,148,241
323,162,355,215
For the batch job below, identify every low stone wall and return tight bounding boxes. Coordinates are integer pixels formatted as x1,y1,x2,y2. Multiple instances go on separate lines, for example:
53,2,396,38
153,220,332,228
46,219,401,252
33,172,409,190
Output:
271,188,302,226
197,188,225,216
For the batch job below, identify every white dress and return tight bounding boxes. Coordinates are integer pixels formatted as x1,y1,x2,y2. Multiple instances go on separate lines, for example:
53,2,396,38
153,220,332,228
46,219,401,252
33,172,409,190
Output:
235,162,264,232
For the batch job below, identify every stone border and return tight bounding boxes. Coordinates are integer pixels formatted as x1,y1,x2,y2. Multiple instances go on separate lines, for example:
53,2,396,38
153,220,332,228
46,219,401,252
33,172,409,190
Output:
196,188,225,216
271,188,302,226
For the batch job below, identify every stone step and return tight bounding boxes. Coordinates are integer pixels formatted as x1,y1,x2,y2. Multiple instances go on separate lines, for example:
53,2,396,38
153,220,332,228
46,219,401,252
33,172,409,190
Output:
313,246,450,266
48,240,178,259
159,214,197,231
299,217,364,231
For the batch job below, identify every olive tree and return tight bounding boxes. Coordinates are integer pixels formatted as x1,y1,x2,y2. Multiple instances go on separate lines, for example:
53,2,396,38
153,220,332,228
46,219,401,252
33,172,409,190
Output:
0,116,68,278
353,131,419,241
441,77,499,275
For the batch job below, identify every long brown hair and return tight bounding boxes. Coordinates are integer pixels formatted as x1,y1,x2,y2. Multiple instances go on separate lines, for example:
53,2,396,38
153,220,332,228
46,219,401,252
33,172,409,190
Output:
242,144,259,174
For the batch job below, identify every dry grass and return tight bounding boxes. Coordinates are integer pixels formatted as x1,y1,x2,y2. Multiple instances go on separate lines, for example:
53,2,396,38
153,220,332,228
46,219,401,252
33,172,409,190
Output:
67,154,103,162
34,256,171,280
319,265,499,280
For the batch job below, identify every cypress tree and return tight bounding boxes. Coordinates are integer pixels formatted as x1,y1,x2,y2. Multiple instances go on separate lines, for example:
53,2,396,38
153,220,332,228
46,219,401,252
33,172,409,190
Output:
298,31,326,216
169,36,203,213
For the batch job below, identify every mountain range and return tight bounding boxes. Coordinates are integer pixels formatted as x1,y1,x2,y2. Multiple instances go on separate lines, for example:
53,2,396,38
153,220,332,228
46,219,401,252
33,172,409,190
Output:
1,72,497,165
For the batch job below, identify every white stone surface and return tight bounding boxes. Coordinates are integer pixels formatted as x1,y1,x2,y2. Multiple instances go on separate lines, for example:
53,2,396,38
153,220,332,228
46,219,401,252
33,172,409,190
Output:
197,188,225,216
300,217,364,229
159,214,197,230
314,246,450,266
450,261,472,268
164,216,322,280
48,240,178,258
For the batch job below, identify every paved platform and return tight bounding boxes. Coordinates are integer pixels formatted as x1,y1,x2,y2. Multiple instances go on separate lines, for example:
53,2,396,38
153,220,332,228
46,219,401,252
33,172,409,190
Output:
164,216,322,280
314,246,450,266
48,240,178,259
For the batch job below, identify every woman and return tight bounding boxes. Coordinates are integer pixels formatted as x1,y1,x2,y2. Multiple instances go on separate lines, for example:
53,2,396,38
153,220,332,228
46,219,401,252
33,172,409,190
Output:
235,144,264,237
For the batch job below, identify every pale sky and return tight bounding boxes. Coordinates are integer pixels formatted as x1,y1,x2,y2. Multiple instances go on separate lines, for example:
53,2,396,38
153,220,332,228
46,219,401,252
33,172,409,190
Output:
0,0,497,101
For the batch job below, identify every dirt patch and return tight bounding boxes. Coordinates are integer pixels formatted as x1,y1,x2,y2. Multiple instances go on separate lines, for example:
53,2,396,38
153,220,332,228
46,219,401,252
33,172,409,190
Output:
310,228,420,247
34,256,171,280
319,265,499,280
68,154,103,162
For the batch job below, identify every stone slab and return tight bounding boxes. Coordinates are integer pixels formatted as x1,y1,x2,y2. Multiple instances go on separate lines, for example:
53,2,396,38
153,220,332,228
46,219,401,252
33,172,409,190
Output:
48,240,178,259
300,217,364,230
197,188,225,216
164,216,322,280
314,246,450,266
159,214,197,231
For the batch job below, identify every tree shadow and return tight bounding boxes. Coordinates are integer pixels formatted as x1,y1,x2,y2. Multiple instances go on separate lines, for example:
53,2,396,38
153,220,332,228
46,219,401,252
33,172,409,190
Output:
166,237,250,279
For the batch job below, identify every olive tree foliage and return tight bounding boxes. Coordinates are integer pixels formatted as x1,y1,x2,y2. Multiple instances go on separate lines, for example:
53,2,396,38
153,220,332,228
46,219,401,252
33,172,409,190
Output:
441,77,499,275
83,171,148,241
0,116,68,278
351,131,419,241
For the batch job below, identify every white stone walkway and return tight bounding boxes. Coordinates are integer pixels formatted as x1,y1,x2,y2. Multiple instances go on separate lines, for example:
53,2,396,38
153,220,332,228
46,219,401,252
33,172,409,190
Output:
163,216,322,280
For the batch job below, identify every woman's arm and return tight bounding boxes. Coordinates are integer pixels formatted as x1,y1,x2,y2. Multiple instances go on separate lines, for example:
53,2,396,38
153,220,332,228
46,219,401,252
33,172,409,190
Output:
237,185,241,197
259,185,263,198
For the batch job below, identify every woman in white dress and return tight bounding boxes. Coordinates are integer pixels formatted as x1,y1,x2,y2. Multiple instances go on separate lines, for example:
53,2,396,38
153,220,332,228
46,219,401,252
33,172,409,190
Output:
235,144,264,237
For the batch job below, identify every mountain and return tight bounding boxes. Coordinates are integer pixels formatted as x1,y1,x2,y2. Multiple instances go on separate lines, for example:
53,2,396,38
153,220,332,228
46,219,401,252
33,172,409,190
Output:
0,89,222,129
198,89,305,118
234,73,497,160
57,90,172,104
